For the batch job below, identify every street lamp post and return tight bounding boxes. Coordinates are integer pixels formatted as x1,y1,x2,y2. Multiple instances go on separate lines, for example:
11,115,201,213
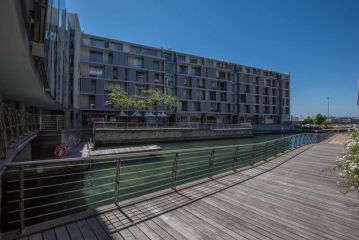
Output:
327,97,330,118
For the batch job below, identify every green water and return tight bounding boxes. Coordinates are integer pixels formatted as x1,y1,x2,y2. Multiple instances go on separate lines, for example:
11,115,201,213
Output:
4,133,295,230
159,133,293,150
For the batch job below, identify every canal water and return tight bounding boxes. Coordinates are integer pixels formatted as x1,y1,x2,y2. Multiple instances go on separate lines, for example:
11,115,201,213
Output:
3,133,295,230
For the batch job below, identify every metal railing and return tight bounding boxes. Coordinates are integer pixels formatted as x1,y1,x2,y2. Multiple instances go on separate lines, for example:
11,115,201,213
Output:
40,115,64,131
0,107,40,160
1,132,334,233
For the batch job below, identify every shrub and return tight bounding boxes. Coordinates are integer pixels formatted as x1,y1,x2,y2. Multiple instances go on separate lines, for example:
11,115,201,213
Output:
335,127,359,192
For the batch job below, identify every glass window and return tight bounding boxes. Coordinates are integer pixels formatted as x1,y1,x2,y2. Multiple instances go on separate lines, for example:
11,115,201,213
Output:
110,42,123,51
91,79,96,93
90,39,105,48
177,55,186,62
90,51,103,63
130,46,141,53
153,61,160,70
143,48,158,56
113,67,118,79
130,56,143,68
191,67,201,76
181,101,187,111
89,66,104,77
190,58,197,64
179,65,188,74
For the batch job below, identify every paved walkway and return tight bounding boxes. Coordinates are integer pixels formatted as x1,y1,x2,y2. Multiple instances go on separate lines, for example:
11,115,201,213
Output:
16,135,359,240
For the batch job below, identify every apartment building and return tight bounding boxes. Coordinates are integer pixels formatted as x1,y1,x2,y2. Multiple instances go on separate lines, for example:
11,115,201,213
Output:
79,34,290,125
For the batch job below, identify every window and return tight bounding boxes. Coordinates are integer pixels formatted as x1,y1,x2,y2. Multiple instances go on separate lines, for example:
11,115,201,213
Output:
135,85,145,96
90,51,103,63
219,82,227,91
220,93,227,101
211,103,220,112
190,58,197,64
240,94,246,103
181,101,188,111
183,77,191,87
89,66,103,77
256,106,260,113
179,65,188,74
272,89,276,95
154,73,162,84
255,86,260,94
216,62,223,68
153,61,160,70
200,91,206,100
192,67,201,76
273,106,277,113
272,97,276,104
108,53,113,64
110,42,123,51
264,87,269,95
130,56,143,68
113,67,118,79
193,102,201,111
245,105,251,113
165,63,173,74
177,55,186,62
143,48,158,56
90,39,104,48
184,89,192,99
130,46,141,53
164,53,173,62
89,96,96,109
90,79,96,93
217,71,226,80
136,72,145,82
211,81,217,90
197,79,205,88
245,85,250,93
209,91,216,101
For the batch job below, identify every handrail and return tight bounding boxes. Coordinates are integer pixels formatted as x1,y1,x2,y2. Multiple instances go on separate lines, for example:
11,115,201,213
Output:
1,131,335,234
5,133,307,167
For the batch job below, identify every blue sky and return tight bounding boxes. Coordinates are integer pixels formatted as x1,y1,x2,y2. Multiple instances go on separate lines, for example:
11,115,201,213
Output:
67,0,359,117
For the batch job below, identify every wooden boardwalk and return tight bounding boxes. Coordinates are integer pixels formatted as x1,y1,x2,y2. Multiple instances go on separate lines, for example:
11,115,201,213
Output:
16,135,359,240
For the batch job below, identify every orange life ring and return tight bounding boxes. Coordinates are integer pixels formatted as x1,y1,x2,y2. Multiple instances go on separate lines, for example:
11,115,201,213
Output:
54,145,68,158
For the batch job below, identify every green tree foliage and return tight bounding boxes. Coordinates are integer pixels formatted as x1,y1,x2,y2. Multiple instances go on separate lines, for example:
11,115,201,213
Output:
302,117,314,124
163,94,178,113
315,113,327,125
106,89,132,110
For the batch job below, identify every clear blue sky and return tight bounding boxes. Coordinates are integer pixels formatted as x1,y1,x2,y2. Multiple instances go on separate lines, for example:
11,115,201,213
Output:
67,0,359,117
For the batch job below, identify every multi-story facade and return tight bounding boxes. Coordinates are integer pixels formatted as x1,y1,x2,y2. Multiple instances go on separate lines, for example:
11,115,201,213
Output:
80,34,290,125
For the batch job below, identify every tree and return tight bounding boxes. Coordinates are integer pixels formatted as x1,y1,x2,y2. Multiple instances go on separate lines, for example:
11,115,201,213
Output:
145,89,163,112
302,117,314,124
315,113,327,125
106,89,132,122
106,89,131,111
163,94,178,113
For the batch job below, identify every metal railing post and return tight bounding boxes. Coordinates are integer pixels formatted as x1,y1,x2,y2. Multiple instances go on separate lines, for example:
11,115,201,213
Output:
19,166,24,233
171,152,178,190
232,146,239,172
114,159,121,205
208,149,215,178
250,145,255,166
265,142,269,160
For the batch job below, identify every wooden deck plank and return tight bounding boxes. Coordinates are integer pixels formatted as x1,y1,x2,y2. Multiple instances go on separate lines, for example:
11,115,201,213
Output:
54,226,70,240
42,229,56,240
28,233,42,240
76,220,98,240
86,218,111,240
65,223,84,240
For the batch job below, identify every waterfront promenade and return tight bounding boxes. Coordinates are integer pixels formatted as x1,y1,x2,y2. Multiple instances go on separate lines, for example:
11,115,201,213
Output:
12,134,359,240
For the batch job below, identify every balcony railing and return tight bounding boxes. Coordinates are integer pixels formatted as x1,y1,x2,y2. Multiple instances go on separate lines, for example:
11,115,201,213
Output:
1,132,334,234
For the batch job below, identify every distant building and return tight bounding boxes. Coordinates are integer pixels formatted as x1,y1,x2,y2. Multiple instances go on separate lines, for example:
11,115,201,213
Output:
79,34,290,126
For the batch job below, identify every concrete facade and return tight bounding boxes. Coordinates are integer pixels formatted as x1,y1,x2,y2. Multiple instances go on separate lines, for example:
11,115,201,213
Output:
94,128,253,145
79,34,290,125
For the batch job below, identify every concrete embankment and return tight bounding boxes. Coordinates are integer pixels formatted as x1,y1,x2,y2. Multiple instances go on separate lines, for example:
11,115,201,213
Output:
94,128,253,145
